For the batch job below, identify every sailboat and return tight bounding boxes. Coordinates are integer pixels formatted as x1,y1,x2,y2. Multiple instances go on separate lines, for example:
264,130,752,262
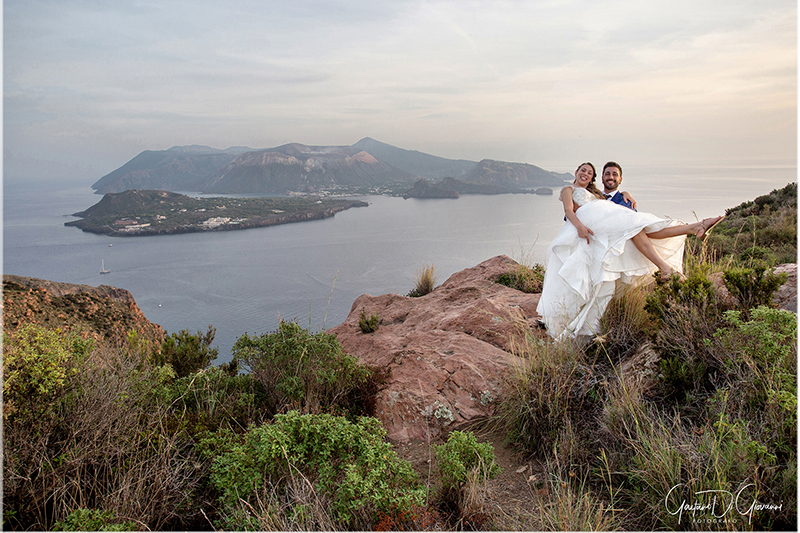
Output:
100,260,110,274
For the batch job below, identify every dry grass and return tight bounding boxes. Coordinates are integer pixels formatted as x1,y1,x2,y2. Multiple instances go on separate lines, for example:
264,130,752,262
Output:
408,263,437,297
3,334,201,531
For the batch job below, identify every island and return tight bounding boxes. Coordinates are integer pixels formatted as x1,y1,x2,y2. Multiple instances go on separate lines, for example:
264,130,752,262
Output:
64,189,369,237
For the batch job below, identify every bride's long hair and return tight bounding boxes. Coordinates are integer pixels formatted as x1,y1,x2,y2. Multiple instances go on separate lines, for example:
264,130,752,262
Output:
575,162,605,199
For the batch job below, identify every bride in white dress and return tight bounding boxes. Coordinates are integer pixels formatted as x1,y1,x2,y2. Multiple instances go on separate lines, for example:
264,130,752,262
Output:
536,162,724,340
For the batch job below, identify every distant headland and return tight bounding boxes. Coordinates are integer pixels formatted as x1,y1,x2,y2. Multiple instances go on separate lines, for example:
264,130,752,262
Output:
65,189,368,237
91,138,571,196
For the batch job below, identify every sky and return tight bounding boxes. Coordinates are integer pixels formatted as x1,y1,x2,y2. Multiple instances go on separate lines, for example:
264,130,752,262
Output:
3,0,797,181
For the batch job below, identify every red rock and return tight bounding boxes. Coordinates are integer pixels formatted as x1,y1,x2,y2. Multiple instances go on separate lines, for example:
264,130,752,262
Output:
329,255,542,442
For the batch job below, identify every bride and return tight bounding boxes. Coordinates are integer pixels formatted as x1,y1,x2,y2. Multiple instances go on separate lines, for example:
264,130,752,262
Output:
536,162,724,340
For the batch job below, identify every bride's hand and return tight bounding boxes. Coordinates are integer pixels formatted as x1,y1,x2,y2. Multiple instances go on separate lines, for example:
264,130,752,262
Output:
577,224,594,244
622,191,637,209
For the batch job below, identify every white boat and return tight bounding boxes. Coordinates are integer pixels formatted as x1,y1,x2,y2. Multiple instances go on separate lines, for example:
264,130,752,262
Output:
100,260,110,274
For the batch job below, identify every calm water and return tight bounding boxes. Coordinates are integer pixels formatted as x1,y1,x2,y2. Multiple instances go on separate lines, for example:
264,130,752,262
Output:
4,165,795,363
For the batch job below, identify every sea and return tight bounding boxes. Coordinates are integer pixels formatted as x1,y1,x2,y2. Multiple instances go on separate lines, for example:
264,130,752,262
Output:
4,164,795,364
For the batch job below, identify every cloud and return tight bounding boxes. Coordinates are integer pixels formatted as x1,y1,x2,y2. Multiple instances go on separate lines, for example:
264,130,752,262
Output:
4,0,796,175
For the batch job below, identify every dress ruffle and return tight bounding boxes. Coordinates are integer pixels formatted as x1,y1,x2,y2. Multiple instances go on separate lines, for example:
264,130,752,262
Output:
536,191,685,339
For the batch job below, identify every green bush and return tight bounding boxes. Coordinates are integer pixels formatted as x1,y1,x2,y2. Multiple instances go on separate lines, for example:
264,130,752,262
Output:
698,182,797,267
603,306,797,530
495,263,545,293
644,270,731,410
358,308,380,333
3,329,199,531
722,262,788,312
52,509,136,532
434,430,501,528
161,366,272,436
3,324,93,422
152,326,219,378
713,307,797,454
435,431,501,493
199,411,426,530
232,321,375,416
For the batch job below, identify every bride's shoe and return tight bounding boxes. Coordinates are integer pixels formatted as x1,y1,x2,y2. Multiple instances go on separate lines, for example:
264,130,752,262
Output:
694,215,726,241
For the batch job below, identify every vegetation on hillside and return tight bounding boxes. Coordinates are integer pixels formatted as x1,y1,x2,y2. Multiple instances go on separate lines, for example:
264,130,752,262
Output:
694,182,797,266
491,182,797,530
3,182,796,530
65,189,368,237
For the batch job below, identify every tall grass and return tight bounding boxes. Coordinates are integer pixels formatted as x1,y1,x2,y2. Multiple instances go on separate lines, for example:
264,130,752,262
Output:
495,258,797,530
407,263,437,297
3,328,201,530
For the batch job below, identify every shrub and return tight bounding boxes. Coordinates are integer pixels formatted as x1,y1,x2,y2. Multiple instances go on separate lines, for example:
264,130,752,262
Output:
434,430,501,527
495,262,545,293
358,308,380,333
161,366,272,436
698,182,797,267
3,324,92,422
52,509,137,532
598,306,797,530
722,262,788,312
713,307,797,454
152,325,219,378
199,411,427,530
407,263,437,297
435,431,501,493
232,321,375,416
3,330,200,531
494,333,600,463
644,270,731,411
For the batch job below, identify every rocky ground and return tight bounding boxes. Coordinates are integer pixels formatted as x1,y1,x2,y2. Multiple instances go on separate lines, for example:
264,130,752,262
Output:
2,274,164,346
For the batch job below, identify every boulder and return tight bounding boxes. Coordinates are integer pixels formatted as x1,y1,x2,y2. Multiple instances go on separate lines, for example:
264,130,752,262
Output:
329,255,542,442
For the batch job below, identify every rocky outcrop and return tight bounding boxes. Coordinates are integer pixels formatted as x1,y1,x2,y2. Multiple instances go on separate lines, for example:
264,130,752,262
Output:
3,275,164,346
402,179,460,199
329,256,542,442
772,263,798,312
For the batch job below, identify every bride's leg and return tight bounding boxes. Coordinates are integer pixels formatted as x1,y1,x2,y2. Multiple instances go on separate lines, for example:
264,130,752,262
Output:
646,216,724,239
631,230,674,275
646,221,702,239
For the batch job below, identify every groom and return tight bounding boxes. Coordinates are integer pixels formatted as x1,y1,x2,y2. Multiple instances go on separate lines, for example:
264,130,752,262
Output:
602,161,636,211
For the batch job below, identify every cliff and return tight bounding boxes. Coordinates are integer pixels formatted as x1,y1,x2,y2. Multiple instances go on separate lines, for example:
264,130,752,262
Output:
3,275,164,346
328,256,540,442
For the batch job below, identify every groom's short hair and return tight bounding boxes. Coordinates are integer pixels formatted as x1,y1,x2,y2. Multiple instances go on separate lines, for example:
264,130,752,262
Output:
603,161,622,176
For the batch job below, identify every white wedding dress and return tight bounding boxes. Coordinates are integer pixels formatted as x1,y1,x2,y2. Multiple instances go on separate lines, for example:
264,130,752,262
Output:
536,186,686,340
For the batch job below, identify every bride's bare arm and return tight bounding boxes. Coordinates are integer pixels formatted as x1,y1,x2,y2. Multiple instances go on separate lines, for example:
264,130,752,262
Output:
561,187,593,244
